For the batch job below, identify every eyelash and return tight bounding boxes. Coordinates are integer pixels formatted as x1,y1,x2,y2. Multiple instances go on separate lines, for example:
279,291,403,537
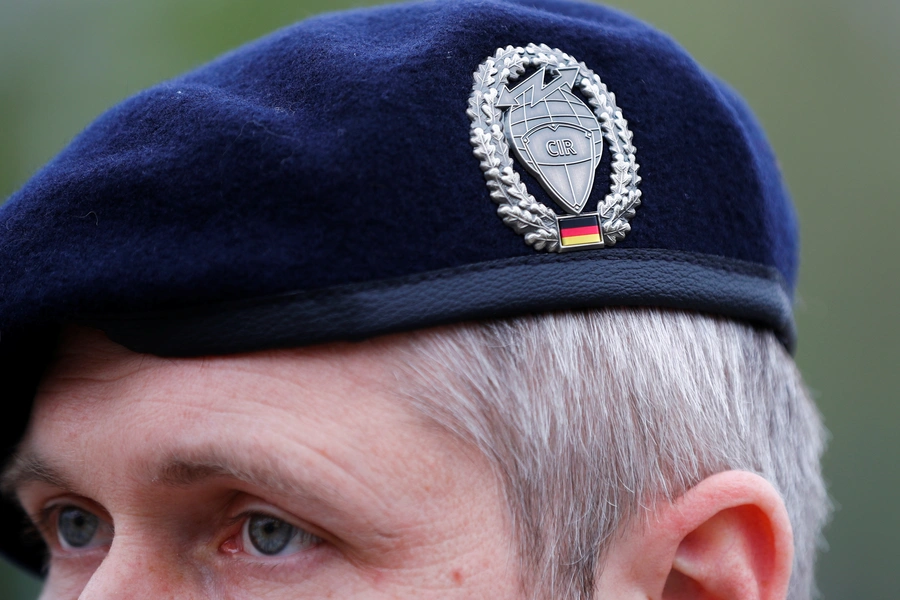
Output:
33,502,114,553
221,510,323,558
28,500,322,562
35,504,61,535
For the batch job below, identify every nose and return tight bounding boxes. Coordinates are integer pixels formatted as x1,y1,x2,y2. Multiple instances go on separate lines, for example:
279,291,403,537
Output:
76,539,205,600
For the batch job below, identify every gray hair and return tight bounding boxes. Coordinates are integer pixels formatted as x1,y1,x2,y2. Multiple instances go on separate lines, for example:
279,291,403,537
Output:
395,308,829,600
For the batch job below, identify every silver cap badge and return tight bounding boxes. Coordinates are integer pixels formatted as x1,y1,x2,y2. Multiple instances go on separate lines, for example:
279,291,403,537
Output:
468,44,641,251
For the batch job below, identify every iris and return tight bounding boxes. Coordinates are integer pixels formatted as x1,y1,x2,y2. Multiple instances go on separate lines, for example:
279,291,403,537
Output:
58,506,100,549
246,514,297,555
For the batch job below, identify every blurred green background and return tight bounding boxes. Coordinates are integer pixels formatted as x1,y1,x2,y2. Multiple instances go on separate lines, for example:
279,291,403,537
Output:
1,0,897,597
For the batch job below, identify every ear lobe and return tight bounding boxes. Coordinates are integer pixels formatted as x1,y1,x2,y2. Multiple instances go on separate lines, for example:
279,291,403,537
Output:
663,472,794,600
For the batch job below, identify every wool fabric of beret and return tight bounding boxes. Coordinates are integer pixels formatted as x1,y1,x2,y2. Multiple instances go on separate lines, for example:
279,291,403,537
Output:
0,0,798,573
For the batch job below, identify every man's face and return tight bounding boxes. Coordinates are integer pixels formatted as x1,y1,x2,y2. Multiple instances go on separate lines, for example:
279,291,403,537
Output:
7,327,520,598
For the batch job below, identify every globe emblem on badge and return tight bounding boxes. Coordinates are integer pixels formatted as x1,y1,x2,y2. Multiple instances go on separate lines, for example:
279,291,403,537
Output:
499,67,604,215
468,44,641,253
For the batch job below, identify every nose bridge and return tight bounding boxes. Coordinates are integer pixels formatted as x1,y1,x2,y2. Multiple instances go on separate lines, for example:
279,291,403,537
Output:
77,535,202,600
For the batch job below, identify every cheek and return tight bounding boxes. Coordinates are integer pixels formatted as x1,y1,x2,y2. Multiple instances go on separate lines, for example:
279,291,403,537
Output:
215,547,370,598
39,541,518,600
41,556,104,600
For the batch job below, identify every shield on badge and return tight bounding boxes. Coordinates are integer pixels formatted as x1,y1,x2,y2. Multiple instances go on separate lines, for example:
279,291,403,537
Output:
521,123,597,214
499,65,604,215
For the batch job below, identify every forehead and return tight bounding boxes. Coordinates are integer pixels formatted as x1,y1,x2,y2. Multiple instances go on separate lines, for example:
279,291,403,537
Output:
35,325,399,419
8,332,523,597
19,326,443,501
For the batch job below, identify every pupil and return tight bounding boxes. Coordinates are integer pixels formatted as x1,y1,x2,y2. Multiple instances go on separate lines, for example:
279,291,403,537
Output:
248,515,294,555
58,506,99,548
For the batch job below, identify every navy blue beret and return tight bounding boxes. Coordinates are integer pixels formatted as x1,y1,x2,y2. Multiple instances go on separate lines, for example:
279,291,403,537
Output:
0,0,798,572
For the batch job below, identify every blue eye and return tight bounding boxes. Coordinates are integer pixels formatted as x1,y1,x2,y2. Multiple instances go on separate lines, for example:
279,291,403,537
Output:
247,514,294,555
243,513,321,557
57,506,100,549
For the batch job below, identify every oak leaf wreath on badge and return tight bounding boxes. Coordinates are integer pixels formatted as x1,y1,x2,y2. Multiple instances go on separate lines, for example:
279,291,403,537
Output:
468,43,641,251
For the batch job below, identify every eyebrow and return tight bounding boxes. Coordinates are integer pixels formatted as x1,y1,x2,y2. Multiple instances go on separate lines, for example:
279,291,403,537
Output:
150,451,310,500
2,445,334,511
3,445,396,545
0,452,75,499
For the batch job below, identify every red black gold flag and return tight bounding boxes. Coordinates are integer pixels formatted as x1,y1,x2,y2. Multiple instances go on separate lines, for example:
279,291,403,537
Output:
558,213,603,248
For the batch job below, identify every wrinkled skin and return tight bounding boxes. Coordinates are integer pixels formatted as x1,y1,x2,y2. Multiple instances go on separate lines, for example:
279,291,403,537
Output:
10,327,521,599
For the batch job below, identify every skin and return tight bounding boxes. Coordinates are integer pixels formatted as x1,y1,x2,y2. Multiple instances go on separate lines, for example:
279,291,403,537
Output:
8,327,521,599
6,326,795,599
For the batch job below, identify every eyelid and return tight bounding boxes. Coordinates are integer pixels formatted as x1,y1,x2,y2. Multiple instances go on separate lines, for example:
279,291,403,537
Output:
33,504,59,535
221,498,325,558
34,497,97,535
41,496,110,519
227,497,323,538
35,499,114,553
242,514,322,558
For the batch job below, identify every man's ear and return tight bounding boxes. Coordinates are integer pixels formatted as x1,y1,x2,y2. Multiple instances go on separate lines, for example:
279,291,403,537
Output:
594,471,793,600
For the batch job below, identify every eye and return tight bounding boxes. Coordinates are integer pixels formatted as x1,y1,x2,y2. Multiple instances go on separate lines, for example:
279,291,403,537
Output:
242,513,321,557
55,505,112,551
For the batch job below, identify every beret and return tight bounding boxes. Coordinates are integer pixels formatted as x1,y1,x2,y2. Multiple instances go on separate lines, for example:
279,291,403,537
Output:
0,0,798,573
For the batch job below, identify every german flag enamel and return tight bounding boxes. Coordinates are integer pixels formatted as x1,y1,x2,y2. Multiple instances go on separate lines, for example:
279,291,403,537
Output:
558,213,604,249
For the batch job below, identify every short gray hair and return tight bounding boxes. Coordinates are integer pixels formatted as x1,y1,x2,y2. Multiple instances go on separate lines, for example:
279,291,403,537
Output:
395,308,829,600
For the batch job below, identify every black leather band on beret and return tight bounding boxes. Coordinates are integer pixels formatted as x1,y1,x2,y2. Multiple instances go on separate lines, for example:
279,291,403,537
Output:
86,250,795,356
